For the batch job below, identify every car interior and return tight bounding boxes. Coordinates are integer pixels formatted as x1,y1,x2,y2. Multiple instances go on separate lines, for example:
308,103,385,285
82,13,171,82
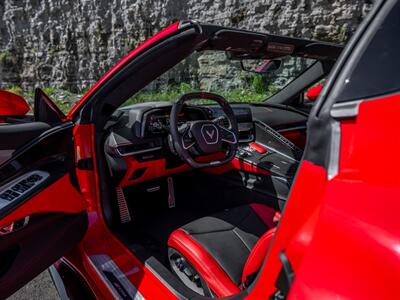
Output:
0,23,342,298
95,26,342,297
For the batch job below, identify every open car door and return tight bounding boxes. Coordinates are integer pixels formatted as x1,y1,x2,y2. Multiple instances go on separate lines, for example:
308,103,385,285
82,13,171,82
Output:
0,89,88,298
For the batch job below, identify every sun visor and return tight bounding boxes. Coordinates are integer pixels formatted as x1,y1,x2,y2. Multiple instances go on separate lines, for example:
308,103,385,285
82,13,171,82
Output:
208,29,342,61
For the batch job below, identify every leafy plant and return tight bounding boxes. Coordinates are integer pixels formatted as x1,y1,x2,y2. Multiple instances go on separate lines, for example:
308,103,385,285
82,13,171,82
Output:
6,86,24,96
123,86,274,107
251,75,267,94
42,87,56,96
0,51,14,64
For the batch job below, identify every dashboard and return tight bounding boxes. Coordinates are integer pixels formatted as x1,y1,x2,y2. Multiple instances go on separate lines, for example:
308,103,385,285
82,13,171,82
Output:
104,101,305,201
108,101,255,142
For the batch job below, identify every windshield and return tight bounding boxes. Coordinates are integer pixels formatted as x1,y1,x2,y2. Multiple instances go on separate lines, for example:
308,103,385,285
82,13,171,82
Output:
123,51,315,106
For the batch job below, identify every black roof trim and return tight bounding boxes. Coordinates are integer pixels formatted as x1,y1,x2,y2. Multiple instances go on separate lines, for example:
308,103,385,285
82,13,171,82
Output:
197,23,343,61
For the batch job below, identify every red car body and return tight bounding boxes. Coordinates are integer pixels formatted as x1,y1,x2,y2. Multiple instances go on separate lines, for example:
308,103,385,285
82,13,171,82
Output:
0,1,399,299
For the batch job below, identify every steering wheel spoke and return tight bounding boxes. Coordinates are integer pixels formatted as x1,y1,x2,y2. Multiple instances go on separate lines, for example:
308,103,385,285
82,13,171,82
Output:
181,125,195,150
212,116,230,127
218,125,237,145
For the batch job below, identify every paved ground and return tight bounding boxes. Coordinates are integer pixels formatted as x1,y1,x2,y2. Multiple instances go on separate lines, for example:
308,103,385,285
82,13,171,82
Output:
7,271,60,300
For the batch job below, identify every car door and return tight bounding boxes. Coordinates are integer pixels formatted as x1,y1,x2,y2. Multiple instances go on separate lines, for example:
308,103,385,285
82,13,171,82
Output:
0,89,88,298
247,1,400,299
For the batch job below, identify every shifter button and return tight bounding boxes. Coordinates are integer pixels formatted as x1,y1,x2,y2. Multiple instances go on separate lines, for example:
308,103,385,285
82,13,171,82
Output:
249,142,267,154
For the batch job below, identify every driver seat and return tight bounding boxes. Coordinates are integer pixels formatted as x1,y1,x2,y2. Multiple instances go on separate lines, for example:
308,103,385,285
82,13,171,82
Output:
167,203,279,297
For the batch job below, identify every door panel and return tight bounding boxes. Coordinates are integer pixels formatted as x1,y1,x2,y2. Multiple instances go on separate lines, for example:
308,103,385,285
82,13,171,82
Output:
0,212,87,298
0,150,13,166
0,122,51,164
0,122,88,298
0,174,87,227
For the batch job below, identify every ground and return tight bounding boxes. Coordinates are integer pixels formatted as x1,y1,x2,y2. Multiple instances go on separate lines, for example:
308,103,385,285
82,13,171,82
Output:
7,271,60,300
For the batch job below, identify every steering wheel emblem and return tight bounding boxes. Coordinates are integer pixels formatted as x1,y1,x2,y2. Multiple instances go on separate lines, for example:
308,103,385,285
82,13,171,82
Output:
201,124,219,144
206,129,215,139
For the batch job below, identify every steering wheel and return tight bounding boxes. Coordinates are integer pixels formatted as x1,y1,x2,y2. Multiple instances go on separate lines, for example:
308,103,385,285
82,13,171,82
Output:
169,92,239,168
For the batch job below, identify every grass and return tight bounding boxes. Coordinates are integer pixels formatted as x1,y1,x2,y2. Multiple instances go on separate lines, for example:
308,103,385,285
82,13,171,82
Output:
4,75,277,115
4,85,80,114
6,86,24,96
123,88,272,106
124,79,277,106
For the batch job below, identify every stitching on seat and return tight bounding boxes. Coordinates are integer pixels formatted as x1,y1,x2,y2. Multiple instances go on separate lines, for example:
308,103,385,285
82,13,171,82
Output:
232,227,252,252
191,228,233,235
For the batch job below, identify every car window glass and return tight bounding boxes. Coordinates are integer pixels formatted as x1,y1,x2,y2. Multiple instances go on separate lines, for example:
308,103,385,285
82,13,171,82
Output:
122,51,315,106
333,1,400,102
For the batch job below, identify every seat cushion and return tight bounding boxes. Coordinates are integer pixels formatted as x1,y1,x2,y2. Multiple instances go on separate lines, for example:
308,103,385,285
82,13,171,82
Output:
168,204,277,297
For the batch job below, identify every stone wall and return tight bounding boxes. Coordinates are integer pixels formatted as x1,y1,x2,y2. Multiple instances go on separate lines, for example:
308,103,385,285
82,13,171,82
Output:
0,0,372,92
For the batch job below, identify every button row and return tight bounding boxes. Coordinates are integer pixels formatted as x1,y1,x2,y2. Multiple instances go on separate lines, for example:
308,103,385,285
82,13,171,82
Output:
0,173,44,202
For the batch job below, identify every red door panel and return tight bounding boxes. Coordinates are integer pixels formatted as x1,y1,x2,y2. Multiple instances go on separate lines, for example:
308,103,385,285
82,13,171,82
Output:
248,94,400,299
0,123,88,298
0,174,87,228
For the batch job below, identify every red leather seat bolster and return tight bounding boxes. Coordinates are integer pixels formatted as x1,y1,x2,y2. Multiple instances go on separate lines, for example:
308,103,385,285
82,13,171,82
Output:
168,229,240,297
241,227,276,284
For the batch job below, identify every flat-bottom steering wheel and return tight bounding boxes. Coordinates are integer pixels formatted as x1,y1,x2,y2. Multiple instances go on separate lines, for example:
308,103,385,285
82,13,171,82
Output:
169,92,239,168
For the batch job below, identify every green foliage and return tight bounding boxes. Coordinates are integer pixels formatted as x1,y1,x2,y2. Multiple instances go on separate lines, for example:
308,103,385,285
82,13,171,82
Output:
251,75,267,94
123,81,277,107
25,90,35,99
0,51,13,64
52,99,74,114
3,80,278,116
42,88,77,114
42,87,56,96
178,83,192,94
5,86,24,96
80,86,91,94
124,83,198,106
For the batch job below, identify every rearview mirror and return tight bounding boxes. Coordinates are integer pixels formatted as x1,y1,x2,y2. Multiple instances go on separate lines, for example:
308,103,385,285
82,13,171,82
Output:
241,59,282,74
0,89,30,117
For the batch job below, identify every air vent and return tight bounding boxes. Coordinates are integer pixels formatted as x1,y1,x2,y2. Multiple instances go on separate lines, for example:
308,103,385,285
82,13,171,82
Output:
115,142,162,157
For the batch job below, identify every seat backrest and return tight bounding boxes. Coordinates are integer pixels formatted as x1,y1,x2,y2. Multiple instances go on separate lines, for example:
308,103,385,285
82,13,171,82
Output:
241,227,276,284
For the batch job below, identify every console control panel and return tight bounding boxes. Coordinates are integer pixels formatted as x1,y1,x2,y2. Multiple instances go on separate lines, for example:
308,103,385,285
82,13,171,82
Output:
0,171,50,209
236,143,299,178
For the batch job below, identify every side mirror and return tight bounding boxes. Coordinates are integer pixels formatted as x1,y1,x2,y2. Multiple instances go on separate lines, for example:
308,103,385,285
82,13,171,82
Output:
241,59,281,74
0,89,30,117
306,84,323,102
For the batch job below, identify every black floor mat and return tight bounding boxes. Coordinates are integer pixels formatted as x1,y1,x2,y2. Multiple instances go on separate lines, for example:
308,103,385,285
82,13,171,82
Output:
117,208,201,265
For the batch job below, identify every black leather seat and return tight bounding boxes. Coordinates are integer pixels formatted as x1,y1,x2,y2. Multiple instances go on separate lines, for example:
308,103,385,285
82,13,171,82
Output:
168,204,278,297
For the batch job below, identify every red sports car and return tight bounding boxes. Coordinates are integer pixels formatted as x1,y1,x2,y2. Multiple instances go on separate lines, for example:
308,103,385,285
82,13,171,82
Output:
0,1,399,299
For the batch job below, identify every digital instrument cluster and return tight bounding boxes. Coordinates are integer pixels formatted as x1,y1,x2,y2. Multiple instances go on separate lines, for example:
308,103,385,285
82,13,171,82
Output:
143,107,206,136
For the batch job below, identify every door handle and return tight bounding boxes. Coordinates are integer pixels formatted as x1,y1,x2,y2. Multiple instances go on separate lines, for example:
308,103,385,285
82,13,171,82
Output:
0,216,29,236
